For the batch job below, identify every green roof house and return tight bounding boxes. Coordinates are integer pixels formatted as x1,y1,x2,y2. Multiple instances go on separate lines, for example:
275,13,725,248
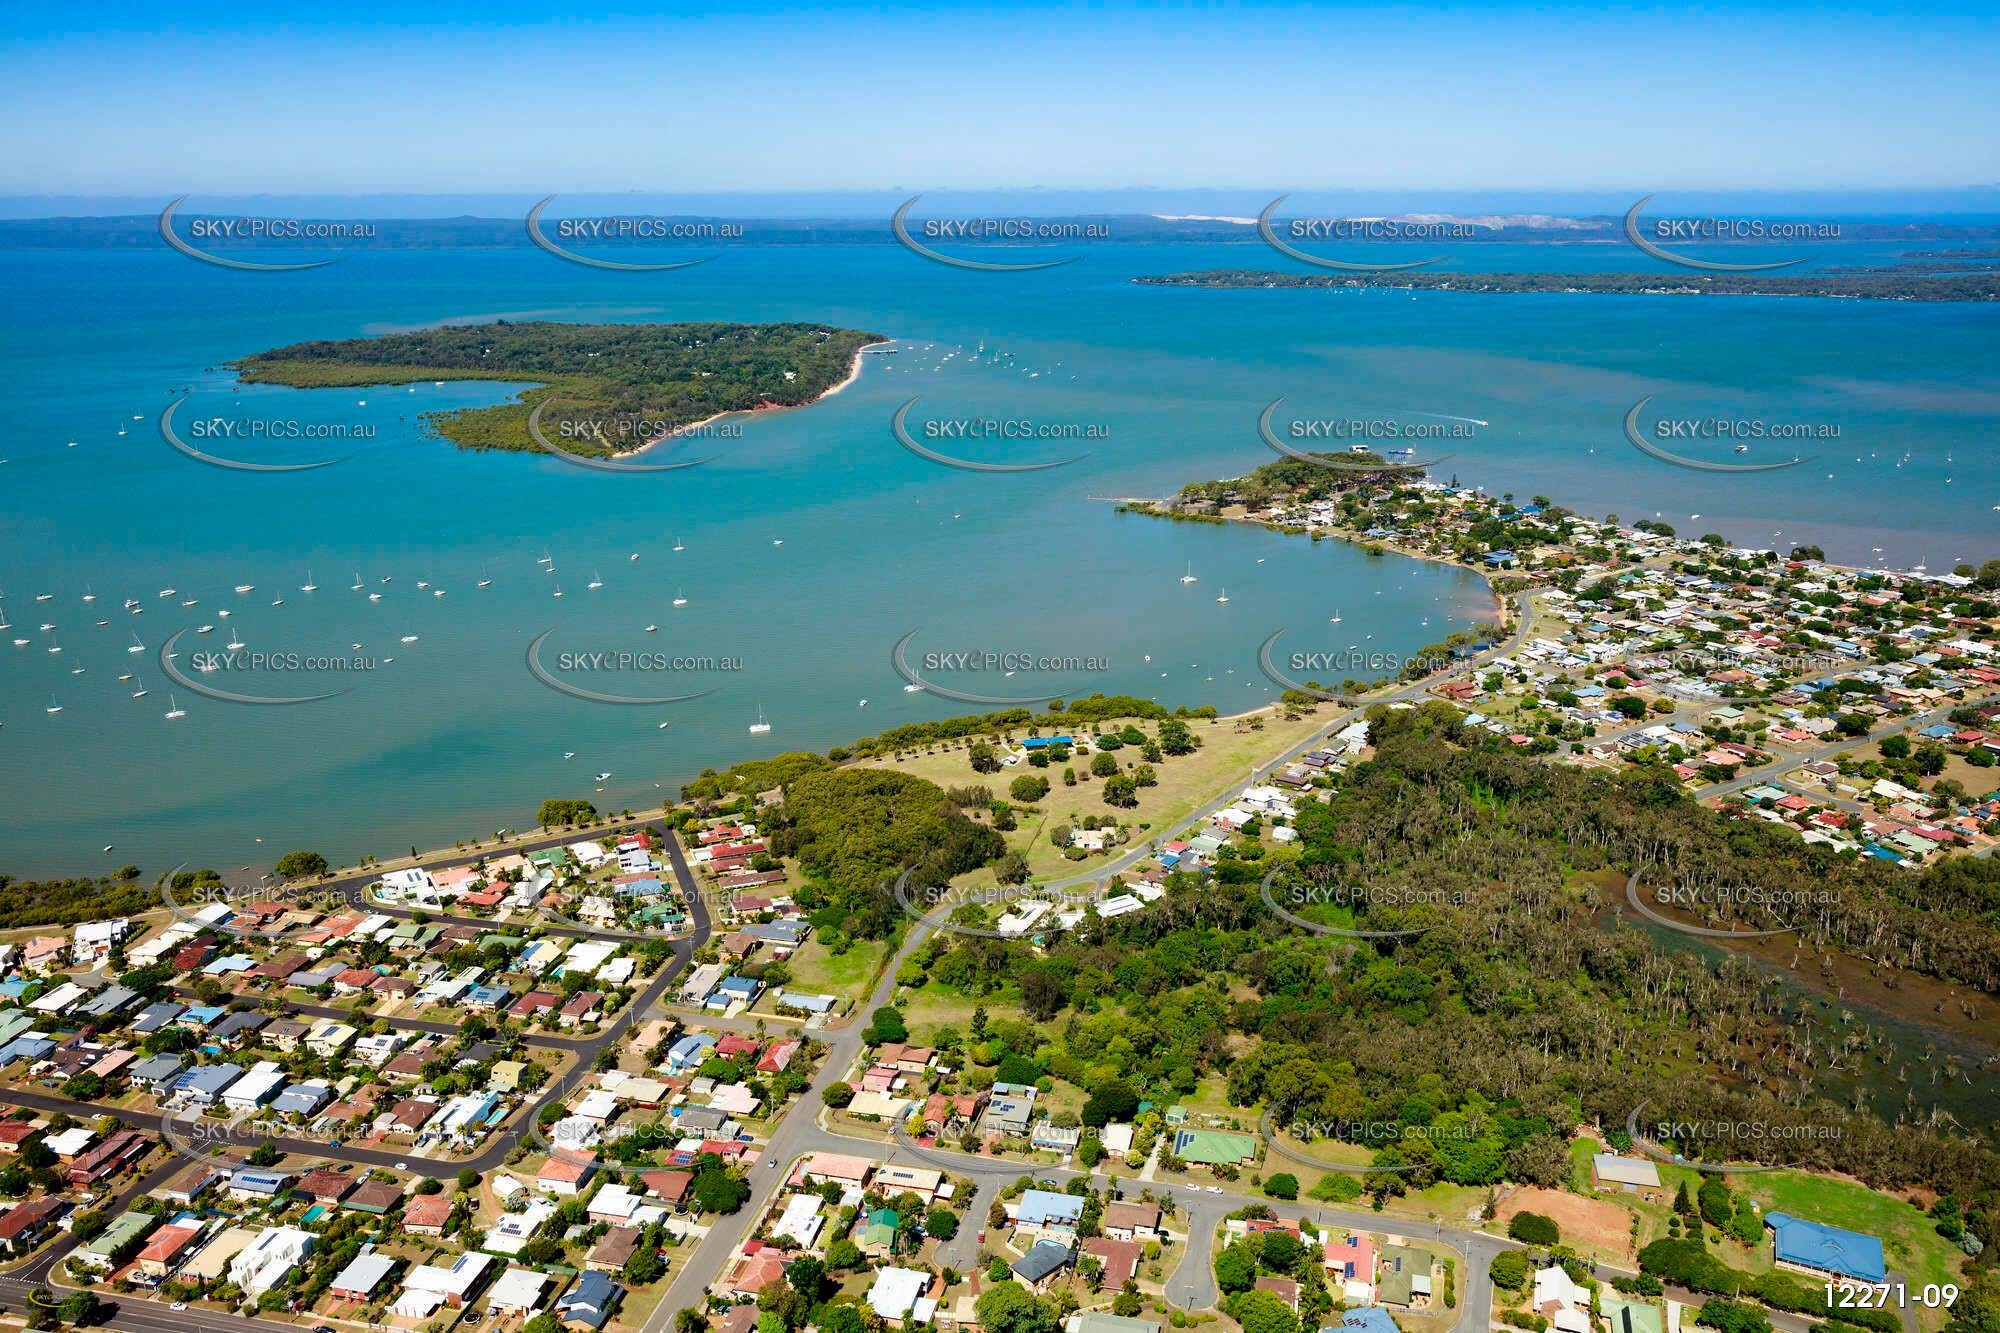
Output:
1603,1298,1664,1333
863,1207,900,1253
1377,1245,1435,1308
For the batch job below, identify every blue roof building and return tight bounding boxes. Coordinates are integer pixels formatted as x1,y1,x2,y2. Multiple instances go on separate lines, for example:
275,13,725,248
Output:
666,1033,717,1071
556,1271,625,1329
129,1053,186,1091
1022,735,1074,750
707,975,760,1009
173,1062,243,1104
0,1036,55,1067
1012,1239,1074,1285
465,984,512,1009
1766,1212,1885,1282
131,1002,186,1033
272,1081,334,1117
1015,1188,1086,1229
1336,1310,1402,1333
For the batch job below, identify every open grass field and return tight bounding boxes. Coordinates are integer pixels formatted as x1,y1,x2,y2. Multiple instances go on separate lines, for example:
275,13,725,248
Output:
1566,1138,1967,1315
899,978,1001,1042
779,934,888,1004
1735,1169,1966,1292
863,703,1341,885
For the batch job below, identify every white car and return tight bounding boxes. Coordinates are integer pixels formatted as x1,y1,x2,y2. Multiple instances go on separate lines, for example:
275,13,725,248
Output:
171,1303,189,1311
1184,1183,1199,1192
1205,1185,1223,1194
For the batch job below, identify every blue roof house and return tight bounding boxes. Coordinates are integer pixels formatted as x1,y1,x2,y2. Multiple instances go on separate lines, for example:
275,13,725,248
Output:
1766,1212,1885,1283
1336,1310,1403,1333
1015,1189,1086,1230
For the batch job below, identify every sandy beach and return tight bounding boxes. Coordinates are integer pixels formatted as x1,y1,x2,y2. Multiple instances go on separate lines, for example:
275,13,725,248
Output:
610,340,881,459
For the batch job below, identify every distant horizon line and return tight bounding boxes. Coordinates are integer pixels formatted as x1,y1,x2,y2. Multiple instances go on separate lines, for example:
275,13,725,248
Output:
5,184,2000,224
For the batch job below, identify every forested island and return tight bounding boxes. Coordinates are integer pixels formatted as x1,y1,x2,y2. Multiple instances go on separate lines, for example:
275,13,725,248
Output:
233,320,885,455
1134,268,2000,301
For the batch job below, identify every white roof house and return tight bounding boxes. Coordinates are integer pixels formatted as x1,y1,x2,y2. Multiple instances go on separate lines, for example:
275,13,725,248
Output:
1534,1264,1591,1314
222,1061,289,1112
402,1251,493,1301
229,1226,313,1296
773,1194,825,1248
1591,1152,1662,1189
378,868,438,902
331,1250,397,1298
563,939,618,977
483,1201,556,1255
45,1127,97,1157
587,1183,644,1225
30,981,91,1014
488,1267,549,1314
867,1267,931,1321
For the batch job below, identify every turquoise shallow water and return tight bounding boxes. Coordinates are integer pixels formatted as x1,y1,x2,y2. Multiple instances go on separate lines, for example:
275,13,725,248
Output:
0,240,1995,875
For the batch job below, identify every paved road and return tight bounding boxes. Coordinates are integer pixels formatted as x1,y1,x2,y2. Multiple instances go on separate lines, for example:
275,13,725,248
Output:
58,587,1968,1330
0,829,715,1333
1699,694,1994,804
637,597,1555,1323
1046,591,1538,892
0,1152,298,1333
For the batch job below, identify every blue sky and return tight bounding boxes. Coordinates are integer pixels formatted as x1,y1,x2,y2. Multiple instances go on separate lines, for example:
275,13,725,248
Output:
4,2,1997,198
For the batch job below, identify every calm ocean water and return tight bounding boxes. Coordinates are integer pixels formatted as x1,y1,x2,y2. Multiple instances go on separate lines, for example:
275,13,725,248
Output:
1,239,1995,875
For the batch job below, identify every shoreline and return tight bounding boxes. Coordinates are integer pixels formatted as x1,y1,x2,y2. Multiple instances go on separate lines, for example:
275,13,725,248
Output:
612,339,880,459
1102,493,1513,629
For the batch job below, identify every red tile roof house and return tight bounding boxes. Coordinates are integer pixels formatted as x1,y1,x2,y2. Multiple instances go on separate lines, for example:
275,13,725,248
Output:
639,1170,694,1208
875,1043,936,1075
343,1179,405,1214
0,1123,41,1154
0,1195,68,1255
174,941,220,972
538,1150,598,1196
715,1034,764,1061
757,1040,801,1074
67,1129,149,1187
559,992,605,1026
248,952,304,983
509,991,561,1021
1256,1275,1302,1311
296,1167,357,1203
1083,1236,1141,1288
135,1223,204,1281
405,1193,455,1235
1101,1201,1164,1241
387,1098,439,1135
332,967,382,997
726,1246,788,1298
